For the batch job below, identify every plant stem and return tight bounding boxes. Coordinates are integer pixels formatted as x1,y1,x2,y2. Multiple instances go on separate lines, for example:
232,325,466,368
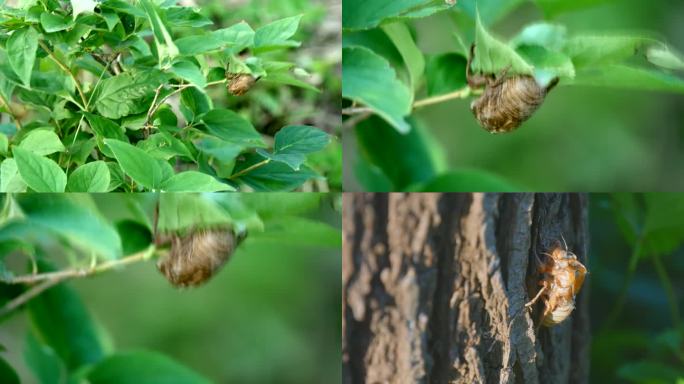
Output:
1,248,153,285
0,93,22,129
341,87,471,126
603,236,643,329
38,40,88,109
412,87,470,109
652,253,681,328
0,279,62,318
229,159,270,179
144,79,227,129
0,247,155,317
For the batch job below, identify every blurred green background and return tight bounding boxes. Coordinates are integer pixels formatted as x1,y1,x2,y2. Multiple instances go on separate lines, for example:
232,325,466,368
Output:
0,193,341,383
589,193,684,383
344,0,684,191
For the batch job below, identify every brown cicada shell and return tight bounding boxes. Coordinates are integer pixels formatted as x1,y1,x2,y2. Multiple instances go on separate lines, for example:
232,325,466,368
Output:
525,238,587,327
467,44,558,134
226,72,257,96
157,229,237,288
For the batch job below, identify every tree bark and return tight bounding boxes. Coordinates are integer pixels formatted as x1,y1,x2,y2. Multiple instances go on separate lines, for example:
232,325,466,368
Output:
342,193,590,384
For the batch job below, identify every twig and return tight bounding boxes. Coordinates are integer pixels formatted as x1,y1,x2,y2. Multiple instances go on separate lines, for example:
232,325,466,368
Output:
1,249,152,285
0,93,22,129
144,79,227,130
412,87,470,109
341,87,471,128
0,279,62,318
229,159,270,179
38,40,88,109
0,248,154,317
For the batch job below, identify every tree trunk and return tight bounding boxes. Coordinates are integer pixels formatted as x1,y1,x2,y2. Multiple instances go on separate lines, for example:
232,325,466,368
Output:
342,193,590,384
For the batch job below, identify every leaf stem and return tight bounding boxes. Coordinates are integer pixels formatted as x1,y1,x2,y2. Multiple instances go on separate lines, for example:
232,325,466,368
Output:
38,40,88,109
229,159,270,179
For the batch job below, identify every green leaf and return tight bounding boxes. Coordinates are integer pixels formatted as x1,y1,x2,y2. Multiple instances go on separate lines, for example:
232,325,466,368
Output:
139,0,179,63
7,27,39,87
425,53,467,96
533,0,614,18
84,112,127,158
0,355,19,384
180,87,212,122
563,35,653,69
17,129,65,156
258,125,330,170
411,170,521,192
13,147,66,192
571,65,684,93
201,109,265,147
617,360,684,384
87,351,211,384
170,60,206,88
254,15,301,49
100,0,146,18
342,46,411,133
93,71,165,119
382,22,424,94
137,132,193,161
517,45,575,78
27,262,105,369
71,0,97,18
510,22,567,52
104,139,166,190
474,11,533,75
356,115,444,190
260,73,319,93
193,135,243,163
24,331,65,384
647,46,684,70
342,0,453,30
457,0,527,25
161,171,235,192
175,22,254,55
158,193,233,233
0,159,27,192
40,12,73,33
16,194,123,260
66,161,110,192
233,155,317,191
641,193,684,257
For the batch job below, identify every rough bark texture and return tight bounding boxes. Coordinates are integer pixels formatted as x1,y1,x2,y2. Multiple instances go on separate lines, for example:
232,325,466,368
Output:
342,193,590,384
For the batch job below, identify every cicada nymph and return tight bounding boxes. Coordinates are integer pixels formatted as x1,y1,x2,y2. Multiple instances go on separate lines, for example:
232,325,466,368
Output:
225,71,257,96
467,44,559,134
525,238,587,327
156,228,242,288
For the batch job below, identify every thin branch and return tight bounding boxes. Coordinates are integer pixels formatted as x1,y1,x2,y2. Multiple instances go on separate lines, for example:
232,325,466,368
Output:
144,79,227,130
1,249,152,285
341,87,471,127
0,248,155,317
412,87,470,109
652,253,680,328
38,40,88,109
0,279,62,318
229,159,270,179
0,93,22,129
